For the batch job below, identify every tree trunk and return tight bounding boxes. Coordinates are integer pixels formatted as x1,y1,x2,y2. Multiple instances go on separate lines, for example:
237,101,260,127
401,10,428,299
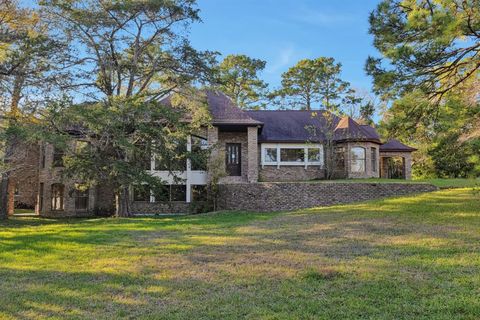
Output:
0,173,9,219
115,186,131,217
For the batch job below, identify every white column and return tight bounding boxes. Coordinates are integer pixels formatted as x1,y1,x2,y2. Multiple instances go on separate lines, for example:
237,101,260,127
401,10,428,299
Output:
186,135,192,202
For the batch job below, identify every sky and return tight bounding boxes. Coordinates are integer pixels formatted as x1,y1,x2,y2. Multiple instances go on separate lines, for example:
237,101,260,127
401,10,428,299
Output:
189,0,382,94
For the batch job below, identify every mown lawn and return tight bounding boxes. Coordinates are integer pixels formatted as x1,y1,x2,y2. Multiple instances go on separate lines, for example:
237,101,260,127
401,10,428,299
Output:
1,188,480,319
305,178,480,189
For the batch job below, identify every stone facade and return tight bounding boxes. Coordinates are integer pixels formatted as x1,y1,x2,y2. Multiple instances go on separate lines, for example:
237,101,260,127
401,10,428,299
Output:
7,143,40,214
131,201,192,215
37,143,115,217
218,182,438,212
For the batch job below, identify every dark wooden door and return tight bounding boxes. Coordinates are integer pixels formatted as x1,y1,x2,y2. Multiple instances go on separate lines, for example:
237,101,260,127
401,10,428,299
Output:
226,143,241,176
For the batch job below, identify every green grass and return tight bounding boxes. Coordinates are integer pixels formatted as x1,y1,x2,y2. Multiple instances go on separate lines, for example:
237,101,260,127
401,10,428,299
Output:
304,178,480,189
1,188,480,319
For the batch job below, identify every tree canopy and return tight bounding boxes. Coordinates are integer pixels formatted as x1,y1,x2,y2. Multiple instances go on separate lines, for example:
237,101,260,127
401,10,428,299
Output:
367,0,480,100
214,54,268,109
270,57,351,111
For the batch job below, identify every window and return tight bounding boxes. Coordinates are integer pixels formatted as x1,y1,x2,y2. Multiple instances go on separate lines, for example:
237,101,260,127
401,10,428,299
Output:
153,185,170,202
133,185,150,202
40,145,46,169
74,188,89,211
280,148,304,162
371,147,377,172
335,147,345,171
152,185,187,202
191,136,208,171
53,147,64,167
155,140,187,171
192,185,207,201
39,183,44,211
308,148,321,162
264,148,277,163
51,184,64,211
350,147,366,173
170,185,186,201
261,144,324,166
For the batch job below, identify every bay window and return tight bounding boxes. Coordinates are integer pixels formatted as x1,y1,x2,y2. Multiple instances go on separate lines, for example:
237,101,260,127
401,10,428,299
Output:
350,147,366,173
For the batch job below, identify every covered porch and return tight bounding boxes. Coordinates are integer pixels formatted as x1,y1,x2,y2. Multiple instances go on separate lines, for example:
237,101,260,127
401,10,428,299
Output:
379,139,417,180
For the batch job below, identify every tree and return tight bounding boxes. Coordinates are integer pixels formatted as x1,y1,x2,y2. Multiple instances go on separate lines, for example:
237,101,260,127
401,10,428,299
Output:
379,89,480,178
37,0,216,217
214,54,268,109
366,0,480,101
271,57,350,111
0,0,70,219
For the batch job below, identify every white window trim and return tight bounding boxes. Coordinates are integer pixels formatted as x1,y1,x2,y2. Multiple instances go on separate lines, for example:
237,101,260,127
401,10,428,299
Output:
261,143,324,168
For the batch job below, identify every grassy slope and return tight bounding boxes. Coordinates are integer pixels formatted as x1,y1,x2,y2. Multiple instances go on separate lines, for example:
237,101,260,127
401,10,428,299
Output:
1,188,480,319
303,178,480,189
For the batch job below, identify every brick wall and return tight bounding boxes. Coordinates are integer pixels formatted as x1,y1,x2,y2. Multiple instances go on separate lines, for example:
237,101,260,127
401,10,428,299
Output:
217,182,438,212
259,166,325,182
131,201,199,214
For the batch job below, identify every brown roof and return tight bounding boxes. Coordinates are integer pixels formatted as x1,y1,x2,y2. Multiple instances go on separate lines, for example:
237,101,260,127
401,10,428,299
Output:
246,111,381,143
159,90,262,126
380,139,417,152
205,91,262,126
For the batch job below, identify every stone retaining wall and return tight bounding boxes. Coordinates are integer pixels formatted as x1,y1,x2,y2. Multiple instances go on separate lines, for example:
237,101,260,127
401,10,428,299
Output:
217,182,438,212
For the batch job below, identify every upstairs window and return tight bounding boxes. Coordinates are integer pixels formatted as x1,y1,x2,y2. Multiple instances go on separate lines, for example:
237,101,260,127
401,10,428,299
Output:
53,147,64,167
350,147,366,173
191,136,208,171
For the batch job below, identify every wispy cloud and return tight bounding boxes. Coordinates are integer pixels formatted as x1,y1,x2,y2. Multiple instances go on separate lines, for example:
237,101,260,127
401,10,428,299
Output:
292,8,357,26
266,46,296,74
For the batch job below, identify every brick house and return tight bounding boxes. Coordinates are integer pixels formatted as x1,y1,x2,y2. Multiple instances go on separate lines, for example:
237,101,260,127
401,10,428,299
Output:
7,90,416,216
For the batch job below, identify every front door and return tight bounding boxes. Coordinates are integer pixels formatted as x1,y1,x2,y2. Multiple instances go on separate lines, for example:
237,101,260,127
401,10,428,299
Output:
226,143,241,176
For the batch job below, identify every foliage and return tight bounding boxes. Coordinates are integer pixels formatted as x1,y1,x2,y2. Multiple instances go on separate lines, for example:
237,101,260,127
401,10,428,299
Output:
30,0,217,216
270,57,351,111
367,0,480,100
214,54,268,109
379,89,480,178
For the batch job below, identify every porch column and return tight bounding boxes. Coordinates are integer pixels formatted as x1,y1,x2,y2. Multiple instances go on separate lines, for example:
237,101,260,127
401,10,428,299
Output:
247,126,258,183
403,153,412,180
207,126,219,183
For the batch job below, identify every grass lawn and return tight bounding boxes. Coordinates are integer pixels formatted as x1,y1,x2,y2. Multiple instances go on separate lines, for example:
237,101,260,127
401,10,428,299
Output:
305,178,480,189
1,188,480,319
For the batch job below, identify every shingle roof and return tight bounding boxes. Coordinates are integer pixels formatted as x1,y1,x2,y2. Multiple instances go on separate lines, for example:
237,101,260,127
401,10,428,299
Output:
246,110,381,143
159,90,262,126
205,91,263,126
380,139,417,152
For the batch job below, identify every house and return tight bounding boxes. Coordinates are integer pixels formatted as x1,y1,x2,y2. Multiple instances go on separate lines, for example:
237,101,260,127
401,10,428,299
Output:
7,90,416,216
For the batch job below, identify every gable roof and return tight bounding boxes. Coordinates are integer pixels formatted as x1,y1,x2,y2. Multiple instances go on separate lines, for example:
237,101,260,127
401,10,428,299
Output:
246,110,381,143
380,139,417,152
159,90,262,126
205,91,263,126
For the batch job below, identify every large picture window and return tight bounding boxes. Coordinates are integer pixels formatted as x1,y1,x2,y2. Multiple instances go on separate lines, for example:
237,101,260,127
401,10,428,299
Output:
350,147,366,173
261,144,323,167
280,148,305,162
51,184,64,211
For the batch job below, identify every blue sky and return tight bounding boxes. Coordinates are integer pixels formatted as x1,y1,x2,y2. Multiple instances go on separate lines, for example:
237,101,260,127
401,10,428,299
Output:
190,0,381,93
